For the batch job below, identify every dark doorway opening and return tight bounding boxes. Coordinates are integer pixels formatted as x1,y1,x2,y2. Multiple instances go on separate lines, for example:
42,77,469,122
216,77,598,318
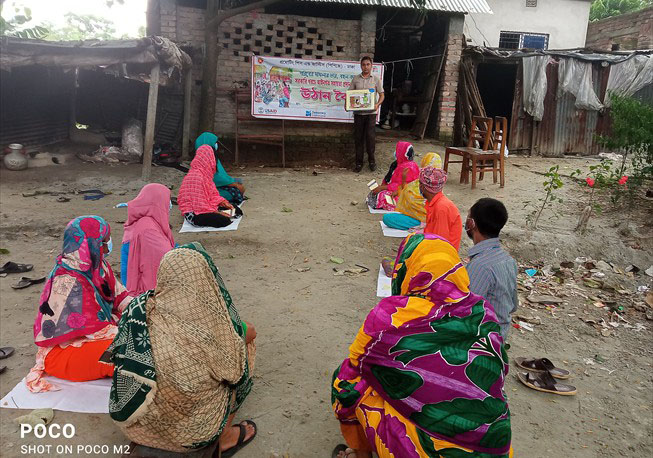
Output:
373,9,448,134
475,62,518,128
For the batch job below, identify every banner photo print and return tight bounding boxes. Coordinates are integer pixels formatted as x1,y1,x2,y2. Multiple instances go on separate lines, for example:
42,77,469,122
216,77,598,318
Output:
251,55,383,123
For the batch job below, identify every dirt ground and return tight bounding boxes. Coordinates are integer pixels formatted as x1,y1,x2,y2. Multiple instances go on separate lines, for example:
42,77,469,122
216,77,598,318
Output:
0,138,652,457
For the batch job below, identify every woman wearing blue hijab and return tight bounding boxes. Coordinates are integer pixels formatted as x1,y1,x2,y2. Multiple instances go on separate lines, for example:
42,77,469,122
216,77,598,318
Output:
194,132,246,205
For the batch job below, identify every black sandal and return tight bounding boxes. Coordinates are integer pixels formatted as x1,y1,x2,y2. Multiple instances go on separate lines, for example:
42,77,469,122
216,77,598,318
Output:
220,420,257,458
0,262,33,274
0,347,15,360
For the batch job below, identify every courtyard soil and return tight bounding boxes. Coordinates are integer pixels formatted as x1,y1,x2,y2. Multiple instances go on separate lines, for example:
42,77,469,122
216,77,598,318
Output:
0,139,651,457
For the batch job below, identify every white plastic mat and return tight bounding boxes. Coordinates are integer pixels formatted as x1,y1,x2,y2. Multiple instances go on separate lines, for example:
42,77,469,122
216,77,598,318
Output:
380,221,410,238
377,265,392,298
1,377,111,413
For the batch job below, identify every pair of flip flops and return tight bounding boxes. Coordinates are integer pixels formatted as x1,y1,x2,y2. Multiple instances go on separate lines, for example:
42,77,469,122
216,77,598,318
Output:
11,276,46,289
0,346,15,374
0,262,33,275
515,357,577,396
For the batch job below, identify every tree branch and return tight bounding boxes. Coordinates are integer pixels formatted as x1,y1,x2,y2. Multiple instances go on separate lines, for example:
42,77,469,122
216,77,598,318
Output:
207,0,285,29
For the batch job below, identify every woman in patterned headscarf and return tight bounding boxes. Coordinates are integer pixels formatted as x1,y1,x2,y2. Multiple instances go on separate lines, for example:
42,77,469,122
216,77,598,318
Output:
332,233,512,458
27,216,133,393
383,152,442,230
109,243,257,456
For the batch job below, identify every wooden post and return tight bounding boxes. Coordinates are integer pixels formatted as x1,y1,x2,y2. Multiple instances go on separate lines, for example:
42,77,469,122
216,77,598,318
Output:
181,67,192,161
530,118,537,157
142,63,160,181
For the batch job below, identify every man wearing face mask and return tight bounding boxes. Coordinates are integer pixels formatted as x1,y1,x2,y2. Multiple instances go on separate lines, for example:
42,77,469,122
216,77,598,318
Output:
465,198,518,340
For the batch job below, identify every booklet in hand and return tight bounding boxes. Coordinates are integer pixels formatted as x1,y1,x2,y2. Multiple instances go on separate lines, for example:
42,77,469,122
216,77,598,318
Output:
367,179,378,191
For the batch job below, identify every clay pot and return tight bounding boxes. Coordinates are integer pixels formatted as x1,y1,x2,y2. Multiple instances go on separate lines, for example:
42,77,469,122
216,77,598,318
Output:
3,143,28,171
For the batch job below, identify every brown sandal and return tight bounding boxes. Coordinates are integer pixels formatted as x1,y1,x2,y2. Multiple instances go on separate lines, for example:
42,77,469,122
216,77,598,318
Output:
517,371,577,396
514,357,570,379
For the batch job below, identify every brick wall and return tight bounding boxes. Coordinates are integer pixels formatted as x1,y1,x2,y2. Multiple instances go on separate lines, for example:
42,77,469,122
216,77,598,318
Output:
158,1,372,165
586,6,653,51
435,16,464,143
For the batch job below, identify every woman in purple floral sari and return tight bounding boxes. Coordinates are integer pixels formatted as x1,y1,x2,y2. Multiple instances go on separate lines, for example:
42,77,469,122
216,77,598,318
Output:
332,233,512,457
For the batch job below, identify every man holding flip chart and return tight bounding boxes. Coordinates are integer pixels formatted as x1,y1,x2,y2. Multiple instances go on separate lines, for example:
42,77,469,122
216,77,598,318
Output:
346,56,384,173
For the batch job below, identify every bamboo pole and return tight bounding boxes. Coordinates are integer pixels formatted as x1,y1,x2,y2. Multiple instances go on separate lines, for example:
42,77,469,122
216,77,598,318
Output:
142,63,160,181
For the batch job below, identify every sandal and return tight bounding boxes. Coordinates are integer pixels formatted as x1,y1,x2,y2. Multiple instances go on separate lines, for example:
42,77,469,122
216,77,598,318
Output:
220,420,257,458
517,371,577,396
0,347,15,360
11,276,46,290
0,262,33,274
514,357,570,379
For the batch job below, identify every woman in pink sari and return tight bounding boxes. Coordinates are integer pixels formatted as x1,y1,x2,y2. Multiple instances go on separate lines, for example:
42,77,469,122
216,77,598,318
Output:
120,183,176,295
367,142,419,211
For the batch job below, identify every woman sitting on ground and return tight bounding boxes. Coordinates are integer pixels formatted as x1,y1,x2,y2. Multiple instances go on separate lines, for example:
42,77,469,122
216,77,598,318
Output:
178,144,236,228
110,243,257,456
367,141,419,211
332,233,512,458
195,132,246,205
27,216,133,392
120,183,175,295
383,152,442,230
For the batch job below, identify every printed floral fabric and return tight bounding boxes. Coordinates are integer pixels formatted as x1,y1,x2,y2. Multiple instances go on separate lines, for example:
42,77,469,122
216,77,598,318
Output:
332,233,511,456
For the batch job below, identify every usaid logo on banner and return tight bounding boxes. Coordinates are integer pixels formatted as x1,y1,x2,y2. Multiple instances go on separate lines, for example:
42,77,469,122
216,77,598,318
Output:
311,111,326,118
306,110,312,117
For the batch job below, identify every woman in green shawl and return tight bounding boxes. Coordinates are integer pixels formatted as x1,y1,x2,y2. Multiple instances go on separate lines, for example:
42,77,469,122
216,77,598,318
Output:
195,132,246,205
109,242,257,456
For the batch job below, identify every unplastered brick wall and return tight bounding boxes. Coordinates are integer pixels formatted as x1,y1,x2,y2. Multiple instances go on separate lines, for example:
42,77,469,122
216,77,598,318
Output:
436,33,463,142
158,1,372,164
586,6,653,51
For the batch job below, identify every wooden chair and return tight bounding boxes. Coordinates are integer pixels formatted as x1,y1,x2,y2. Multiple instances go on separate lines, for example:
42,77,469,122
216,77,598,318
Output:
466,116,507,189
443,116,493,184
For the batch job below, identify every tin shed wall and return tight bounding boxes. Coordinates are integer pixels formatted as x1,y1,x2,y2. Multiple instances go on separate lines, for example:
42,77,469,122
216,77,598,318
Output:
509,58,611,156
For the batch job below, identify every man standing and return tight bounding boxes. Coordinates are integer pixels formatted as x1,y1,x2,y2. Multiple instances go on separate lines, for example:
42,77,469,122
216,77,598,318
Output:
347,56,384,173
465,198,518,340
419,167,462,251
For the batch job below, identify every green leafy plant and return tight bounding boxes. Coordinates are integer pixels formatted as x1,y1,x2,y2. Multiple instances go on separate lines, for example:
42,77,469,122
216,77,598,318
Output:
0,3,48,39
526,165,580,229
590,0,652,21
597,94,653,206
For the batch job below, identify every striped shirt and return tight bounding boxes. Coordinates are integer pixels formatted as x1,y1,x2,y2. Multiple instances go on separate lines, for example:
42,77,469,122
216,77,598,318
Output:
467,238,518,340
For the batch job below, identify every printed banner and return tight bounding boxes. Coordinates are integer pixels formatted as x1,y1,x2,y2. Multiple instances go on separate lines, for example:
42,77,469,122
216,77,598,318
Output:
251,55,383,123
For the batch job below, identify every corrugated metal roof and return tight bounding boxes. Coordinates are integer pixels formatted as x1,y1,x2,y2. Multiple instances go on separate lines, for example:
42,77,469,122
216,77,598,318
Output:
300,0,493,14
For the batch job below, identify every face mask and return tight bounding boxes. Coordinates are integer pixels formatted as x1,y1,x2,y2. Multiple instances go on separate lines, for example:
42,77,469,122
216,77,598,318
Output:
106,237,113,255
465,219,475,240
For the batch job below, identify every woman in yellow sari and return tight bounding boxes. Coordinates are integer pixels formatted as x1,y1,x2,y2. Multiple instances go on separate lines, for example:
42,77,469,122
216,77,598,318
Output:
332,233,512,458
383,153,442,230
